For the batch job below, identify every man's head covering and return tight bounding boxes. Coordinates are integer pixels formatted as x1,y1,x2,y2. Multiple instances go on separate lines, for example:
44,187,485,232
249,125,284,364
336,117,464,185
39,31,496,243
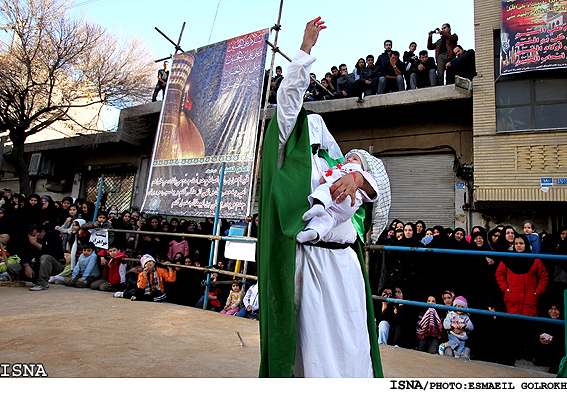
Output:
345,149,391,243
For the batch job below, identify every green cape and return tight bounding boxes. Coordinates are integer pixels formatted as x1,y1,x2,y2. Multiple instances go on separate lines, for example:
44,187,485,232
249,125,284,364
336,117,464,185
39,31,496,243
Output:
258,108,383,377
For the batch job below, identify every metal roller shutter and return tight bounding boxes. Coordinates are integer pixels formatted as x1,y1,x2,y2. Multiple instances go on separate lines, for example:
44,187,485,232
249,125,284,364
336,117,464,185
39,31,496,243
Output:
380,154,456,229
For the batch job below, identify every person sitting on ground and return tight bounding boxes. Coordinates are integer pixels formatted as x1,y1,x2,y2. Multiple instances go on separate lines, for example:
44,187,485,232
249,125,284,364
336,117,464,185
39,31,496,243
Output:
65,242,99,288
194,269,222,311
416,295,444,354
377,51,405,94
114,253,143,299
236,283,259,319
296,149,380,244
132,254,176,302
220,282,244,315
8,224,65,291
445,45,476,84
335,63,354,98
439,296,473,358
91,245,127,292
409,50,437,89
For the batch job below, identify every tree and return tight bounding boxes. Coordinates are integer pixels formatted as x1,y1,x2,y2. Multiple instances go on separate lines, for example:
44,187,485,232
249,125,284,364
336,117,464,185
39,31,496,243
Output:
0,0,155,194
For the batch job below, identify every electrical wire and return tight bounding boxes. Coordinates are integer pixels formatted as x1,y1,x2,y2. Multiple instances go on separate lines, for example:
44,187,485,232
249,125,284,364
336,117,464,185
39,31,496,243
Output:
207,0,221,45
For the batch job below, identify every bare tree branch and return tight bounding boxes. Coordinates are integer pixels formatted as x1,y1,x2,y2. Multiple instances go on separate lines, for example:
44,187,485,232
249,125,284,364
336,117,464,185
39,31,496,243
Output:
0,0,156,193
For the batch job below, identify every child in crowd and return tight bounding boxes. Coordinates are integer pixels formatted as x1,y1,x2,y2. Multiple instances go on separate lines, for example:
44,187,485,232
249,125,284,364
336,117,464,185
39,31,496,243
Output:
416,295,444,354
91,245,127,292
65,242,99,288
297,149,379,244
132,254,176,302
439,296,474,358
81,211,114,247
523,220,542,254
220,282,244,315
195,270,221,311
114,253,143,299
236,283,259,319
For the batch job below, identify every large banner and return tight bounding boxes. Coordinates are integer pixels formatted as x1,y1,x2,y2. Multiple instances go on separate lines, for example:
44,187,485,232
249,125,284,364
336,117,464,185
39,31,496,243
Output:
501,0,567,74
142,29,269,219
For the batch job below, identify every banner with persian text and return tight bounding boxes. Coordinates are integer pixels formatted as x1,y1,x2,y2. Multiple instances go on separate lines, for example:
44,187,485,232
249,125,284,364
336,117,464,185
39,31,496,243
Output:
501,0,567,74
142,29,269,219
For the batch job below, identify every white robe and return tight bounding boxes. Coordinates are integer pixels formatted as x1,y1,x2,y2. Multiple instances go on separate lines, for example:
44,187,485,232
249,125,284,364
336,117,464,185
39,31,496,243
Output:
277,50,375,378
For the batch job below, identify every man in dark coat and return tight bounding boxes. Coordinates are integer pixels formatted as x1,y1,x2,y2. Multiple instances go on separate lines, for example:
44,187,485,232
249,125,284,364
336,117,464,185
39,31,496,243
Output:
446,45,477,84
410,50,437,89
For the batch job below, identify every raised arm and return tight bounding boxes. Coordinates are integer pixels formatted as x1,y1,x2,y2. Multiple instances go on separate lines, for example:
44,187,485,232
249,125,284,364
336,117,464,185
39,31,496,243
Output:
276,18,326,149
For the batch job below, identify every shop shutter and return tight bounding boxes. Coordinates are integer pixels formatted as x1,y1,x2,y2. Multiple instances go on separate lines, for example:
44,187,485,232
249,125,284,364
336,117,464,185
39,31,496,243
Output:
380,154,456,229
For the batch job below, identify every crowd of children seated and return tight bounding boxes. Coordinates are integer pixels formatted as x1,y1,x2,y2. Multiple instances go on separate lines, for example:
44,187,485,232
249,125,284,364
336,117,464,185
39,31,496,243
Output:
0,188,564,373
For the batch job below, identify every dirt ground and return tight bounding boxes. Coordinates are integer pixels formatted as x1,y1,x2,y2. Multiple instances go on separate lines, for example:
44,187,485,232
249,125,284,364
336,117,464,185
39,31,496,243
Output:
0,283,555,379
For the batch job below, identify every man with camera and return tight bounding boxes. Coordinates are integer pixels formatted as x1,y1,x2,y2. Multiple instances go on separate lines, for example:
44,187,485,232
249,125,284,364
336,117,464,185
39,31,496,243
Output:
427,23,458,85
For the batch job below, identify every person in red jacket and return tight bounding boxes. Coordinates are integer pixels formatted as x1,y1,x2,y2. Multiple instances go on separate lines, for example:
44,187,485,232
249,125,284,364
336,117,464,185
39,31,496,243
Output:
495,233,549,360
91,245,127,292
495,234,549,317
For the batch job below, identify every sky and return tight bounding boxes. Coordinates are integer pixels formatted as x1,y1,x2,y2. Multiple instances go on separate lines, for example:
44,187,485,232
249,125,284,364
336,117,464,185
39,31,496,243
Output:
71,0,475,82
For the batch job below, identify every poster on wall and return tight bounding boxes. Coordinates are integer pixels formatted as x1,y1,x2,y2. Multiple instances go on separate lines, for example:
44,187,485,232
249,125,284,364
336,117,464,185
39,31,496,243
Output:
142,29,269,219
501,0,567,74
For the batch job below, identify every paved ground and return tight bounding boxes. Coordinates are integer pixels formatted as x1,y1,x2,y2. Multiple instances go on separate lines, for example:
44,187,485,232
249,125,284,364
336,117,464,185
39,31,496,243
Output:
0,283,556,379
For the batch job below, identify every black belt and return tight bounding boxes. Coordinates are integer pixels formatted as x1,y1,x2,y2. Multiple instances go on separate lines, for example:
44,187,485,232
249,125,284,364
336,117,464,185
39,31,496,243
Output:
305,241,354,250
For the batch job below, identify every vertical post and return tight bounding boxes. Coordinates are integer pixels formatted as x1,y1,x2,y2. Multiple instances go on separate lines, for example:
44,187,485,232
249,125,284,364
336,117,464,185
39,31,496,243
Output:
203,162,226,310
93,176,104,220
247,0,284,232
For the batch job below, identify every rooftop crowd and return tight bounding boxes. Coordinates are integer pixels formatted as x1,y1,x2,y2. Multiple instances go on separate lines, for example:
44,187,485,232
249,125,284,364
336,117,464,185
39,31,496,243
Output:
266,23,476,105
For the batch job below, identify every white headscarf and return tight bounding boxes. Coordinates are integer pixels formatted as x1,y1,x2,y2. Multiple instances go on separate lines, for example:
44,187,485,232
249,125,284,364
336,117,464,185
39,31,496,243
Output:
345,149,391,243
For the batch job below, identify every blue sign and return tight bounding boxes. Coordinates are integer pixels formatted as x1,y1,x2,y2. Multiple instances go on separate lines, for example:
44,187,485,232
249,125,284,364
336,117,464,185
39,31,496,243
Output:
541,178,553,187
456,182,465,190
557,178,567,185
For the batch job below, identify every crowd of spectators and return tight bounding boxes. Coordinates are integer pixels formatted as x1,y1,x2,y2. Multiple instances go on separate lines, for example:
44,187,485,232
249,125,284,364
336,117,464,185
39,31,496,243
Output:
0,188,259,320
0,187,564,372
267,23,477,105
372,219,566,373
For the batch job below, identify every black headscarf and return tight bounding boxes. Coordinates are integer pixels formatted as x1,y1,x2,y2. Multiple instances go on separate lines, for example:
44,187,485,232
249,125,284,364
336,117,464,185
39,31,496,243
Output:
503,234,535,275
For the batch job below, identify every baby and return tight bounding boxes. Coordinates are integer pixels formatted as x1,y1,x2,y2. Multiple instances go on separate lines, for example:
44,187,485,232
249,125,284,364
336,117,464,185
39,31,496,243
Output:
297,149,379,244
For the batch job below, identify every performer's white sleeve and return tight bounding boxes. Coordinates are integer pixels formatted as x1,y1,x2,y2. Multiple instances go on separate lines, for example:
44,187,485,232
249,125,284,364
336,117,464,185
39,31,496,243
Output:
359,171,379,203
276,50,316,165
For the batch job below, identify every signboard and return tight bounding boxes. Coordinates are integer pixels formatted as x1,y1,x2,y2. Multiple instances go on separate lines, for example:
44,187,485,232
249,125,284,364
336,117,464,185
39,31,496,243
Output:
89,229,109,250
557,178,567,184
501,0,567,75
142,29,269,219
541,177,554,187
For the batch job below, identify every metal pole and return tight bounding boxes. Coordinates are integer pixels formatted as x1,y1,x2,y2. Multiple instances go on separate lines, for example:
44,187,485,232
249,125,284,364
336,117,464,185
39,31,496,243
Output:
204,162,226,310
247,0,284,235
92,176,104,220
366,244,567,261
372,296,565,326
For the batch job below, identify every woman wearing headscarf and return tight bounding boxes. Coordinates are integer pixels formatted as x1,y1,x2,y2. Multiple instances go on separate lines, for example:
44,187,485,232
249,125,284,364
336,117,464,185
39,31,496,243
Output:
495,225,517,252
495,233,549,360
